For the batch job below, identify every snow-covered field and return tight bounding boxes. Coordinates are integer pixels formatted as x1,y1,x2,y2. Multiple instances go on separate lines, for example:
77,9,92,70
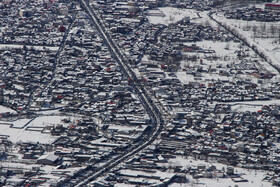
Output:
0,123,57,144
0,115,80,144
214,13,280,74
0,105,17,114
147,7,199,25
166,156,272,187
231,104,262,112
28,115,78,128
0,44,59,51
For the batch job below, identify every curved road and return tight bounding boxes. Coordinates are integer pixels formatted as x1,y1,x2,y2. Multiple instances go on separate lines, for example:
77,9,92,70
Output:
69,0,165,186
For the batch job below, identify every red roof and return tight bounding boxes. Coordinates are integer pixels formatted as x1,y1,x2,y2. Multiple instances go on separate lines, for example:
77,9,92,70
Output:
265,4,280,7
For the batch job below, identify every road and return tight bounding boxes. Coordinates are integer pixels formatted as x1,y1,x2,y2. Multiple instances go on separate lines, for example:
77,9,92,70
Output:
24,12,78,112
63,0,165,186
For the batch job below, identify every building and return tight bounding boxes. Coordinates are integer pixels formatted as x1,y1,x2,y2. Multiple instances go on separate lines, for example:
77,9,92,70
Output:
265,4,280,12
37,154,61,166
3,0,12,5
58,4,68,15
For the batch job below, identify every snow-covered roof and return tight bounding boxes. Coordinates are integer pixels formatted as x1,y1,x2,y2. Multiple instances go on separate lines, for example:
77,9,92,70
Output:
38,154,59,162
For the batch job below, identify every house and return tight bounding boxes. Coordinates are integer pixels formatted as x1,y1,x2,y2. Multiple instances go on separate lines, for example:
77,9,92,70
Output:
6,178,25,186
37,154,61,166
58,4,68,15
3,0,11,5
265,4,280,12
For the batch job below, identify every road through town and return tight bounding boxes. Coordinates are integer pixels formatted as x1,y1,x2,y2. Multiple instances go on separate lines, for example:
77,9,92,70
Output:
69,0,165,186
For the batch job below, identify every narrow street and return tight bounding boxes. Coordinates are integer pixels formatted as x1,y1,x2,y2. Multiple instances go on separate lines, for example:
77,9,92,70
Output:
24,12,78,112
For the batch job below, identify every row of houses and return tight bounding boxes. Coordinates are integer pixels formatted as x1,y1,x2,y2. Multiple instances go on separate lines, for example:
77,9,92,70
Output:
225,6,280,22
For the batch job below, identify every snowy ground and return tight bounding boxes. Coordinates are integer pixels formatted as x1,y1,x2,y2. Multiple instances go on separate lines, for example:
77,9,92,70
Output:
165,156,272,187
0,123,57,144
228,99,280,112
0,105,17,114
214,13,280,74
228,99,280,106
28,115,78,128
0,44,59,51
0,115,80,144
147,7,199,26
176,40,263,84
231,104,262,113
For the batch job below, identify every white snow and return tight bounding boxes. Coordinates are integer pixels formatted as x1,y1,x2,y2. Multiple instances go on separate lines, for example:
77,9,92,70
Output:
0,123,57,143
28,115,77,128
147,7,199,25
213,13,280,75
12,118,31,128
0,105,17,114
0,115,80,144
231,104,262,112
164,156,272,187
227,99,280,106
0,44,59,51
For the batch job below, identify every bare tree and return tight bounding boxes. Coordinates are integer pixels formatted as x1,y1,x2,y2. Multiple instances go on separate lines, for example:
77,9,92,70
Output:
252,25,257,39
225,42,230,50
261,23,266,35
270,24,276,36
